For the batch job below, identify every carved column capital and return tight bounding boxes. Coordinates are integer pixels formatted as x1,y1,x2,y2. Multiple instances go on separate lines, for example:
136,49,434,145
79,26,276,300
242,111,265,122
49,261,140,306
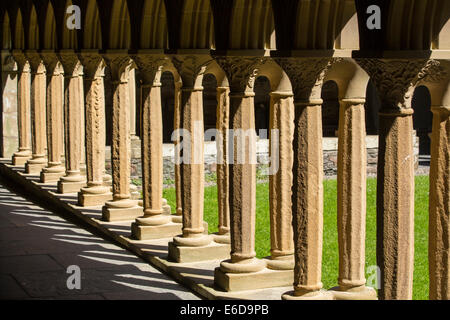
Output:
58,51,83,78
2,55,18,73
12,51,29,71
274,57,335,102
103,53,135,83
25,51,46,75
40,52,63,76
132,54,169,86
214,56,265,94
78,52,106,80
171,55,213,90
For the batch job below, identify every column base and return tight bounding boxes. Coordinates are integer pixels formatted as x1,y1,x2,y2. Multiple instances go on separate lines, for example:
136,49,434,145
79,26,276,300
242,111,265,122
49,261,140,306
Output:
78,190,113,207
131,220,183,240
265,256,295,270
168,237,230,263
57,179,86,194
102,201,143,222
12,152,32,166
328,285,378,300
40,167,65,183
25,160,47,175
282,290,335,300
214,264,293,292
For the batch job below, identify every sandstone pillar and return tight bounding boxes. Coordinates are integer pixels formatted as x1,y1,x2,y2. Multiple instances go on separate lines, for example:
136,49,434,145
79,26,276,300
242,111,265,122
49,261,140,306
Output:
25,52,47,174
40,53,65,183
275,58,334,300
11,52,32,166
101,54,142,221
173,79,183,221
330,98,377,300
77,53,112,206
57,52,86,193
131,54,180,240
429,105,450,300
129,68,138,140
214,86,231,244
267,91,295,270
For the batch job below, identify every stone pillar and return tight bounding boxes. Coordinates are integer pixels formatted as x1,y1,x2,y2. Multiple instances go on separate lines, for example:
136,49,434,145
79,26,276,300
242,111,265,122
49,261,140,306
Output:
57,52,86,193
77,53,112,206
330,98,377,300
40,53,65,183
357,59,434,300
168,55,216,263
131,54,180,240
25,52,47,174
275,58,334,300
79,73,86,173
213,86,231,244
101,54,142,221
173,79,183,221
11,52,32,165
266,91,295,270
129,68,138,140
1,54,19,159
429,105,450,300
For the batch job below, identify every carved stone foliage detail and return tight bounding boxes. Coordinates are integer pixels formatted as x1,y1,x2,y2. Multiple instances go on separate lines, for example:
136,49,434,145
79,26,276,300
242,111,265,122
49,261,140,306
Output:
12,52,28,71
171,55,213,88
132,55,169,85
58,52,83,77
274,57,334,101
214,56,265,93
40,53,62,75
103,54,135,83
79,53,106,79
26,52,46,74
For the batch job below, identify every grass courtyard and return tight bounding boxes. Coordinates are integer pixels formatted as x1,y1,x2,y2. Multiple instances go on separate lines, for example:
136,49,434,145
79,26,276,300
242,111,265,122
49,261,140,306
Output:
163,176,430,300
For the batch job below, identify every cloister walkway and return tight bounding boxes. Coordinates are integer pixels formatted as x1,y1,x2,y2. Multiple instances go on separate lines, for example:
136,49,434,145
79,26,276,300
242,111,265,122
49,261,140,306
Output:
0,181,200,300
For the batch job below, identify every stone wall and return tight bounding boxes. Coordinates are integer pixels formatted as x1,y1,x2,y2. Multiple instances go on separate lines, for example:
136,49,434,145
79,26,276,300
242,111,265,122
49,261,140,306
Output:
105,135,420,183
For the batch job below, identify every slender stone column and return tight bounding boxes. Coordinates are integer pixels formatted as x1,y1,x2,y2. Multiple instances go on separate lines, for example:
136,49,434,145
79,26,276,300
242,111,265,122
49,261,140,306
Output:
275,57,334,300
77,53,112,206
131,54,179,240
173,79,183,221
429,105,450,300
102,54,142,221
331,98,377,300
25,52,47,174
169,55,211,250
40,53,65,182
266,91,295,270
213,86,231,244
129,68,138,140
11,52,32,165
57,52,86,193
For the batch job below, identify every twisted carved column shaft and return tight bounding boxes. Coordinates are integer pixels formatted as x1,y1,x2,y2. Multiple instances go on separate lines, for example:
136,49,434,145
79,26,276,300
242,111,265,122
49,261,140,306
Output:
429,105,450,300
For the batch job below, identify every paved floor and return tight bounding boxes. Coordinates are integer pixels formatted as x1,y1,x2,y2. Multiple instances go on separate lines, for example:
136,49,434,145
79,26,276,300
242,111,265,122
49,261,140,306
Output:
0,183,200,300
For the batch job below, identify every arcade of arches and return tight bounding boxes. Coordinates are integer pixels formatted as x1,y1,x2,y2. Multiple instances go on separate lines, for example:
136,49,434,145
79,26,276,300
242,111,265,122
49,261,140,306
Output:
0,0,450,300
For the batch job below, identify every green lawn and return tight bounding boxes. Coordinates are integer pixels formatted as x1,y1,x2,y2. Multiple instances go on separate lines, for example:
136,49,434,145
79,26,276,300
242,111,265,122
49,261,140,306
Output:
163,176,430,300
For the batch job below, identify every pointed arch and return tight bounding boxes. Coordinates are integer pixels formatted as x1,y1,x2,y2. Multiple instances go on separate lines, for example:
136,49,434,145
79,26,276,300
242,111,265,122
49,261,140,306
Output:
44,2,57,49
109,0,131,49
62,0,78,49
2,11,12,49
229,0,275,49
140,0,168,49
28,4,39,49
84,0,102,49
14,8,25,49
180,0,215,49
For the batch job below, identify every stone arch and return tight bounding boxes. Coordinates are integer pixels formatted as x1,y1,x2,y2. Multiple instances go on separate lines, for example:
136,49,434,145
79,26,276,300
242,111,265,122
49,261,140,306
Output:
180,0,214,49
109,0,131,49
28,4,39,50
321,80,340,136
14,8,25,49
432,1,450,49
44,2,57,49
62,0,78,49
229,0,275,50
140,0,168,49
2,10,12,49
84,0,102,49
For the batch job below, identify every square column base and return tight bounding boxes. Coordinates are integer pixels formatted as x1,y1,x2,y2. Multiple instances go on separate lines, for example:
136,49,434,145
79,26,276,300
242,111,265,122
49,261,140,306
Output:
102,205,143,222
168,240,230,263
25,162,47,175
131,220,182,240
78,192,113,207
12,156,31,166
40,171,65,183
57,180,86,194
214,267,294,292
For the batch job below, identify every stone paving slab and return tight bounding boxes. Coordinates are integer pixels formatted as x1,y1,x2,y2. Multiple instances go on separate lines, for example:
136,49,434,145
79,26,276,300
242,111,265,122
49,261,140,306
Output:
0,160,292,300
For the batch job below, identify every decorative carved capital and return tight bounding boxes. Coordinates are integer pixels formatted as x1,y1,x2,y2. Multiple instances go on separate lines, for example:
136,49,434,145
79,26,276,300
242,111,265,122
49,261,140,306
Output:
171,55,213,89
274,57,334,102
58,52,83,78
132,54,169,85
214,56,265,93
12,51,28,71
103,54,135,83
416,60,449,84
25,51,46,74
2,55,18,73
40,52,63,75
78,53,106,80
